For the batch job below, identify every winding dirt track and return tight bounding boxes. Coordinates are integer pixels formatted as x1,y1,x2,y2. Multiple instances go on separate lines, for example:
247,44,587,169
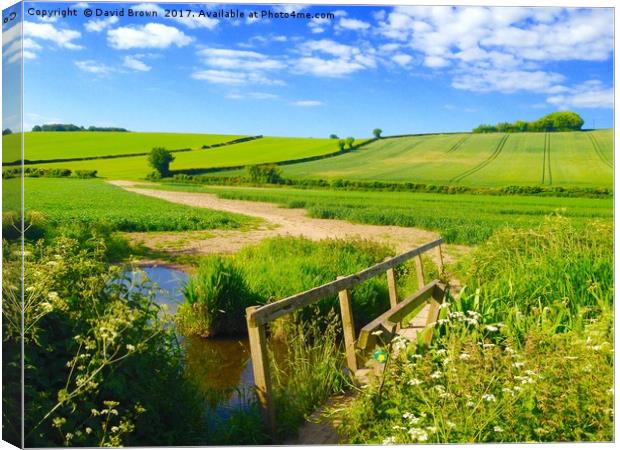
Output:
109,180,469,262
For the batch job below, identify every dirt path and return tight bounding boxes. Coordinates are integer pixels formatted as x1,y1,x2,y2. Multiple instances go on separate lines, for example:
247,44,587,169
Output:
109,180,470,263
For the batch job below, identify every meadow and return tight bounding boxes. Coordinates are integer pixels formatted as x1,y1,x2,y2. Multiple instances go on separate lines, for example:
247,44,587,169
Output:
2,178,256,232
275,130,613,187
3,131,245,163
143,183,613,245
27,136,340,179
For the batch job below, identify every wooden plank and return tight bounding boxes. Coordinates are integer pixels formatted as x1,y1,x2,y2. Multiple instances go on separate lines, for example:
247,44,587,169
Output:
245,306,276,439
249,239,443,326
337,279,358,373
414,254,425,288
356,281,440,350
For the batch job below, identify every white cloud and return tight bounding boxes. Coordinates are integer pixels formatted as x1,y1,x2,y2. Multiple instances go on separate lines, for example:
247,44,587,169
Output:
292,100,324,107
391,53,413,66
85,17,118,33
376,6,613,95
295,39,376,77
123,55,151,72
107,23,192,49
272,5,308,14
75,60,113,75
72,2,89,8
198,47,285,71
191,70,283,86
228,92,279,100
546,80,613,109
452,68,565,93
24,22,82,50
338,18,370,31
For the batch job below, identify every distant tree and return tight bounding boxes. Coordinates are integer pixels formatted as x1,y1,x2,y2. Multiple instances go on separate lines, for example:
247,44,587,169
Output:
515,120,528,132
32,125,42,132
329,134,339,139
373,128,382,138
148,147,175,177
2,128,12,135
472,111,584,134
338,139,346,151
472,124,498,133
345,137,355,149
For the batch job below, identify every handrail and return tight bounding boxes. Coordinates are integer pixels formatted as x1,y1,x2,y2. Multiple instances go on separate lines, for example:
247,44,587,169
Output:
244,237,445,441
247,238,443,327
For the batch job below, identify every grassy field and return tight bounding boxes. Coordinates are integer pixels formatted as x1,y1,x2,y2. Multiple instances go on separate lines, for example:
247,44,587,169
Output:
2,178,256,232
142,183,612,244
29,137,340,179
268,130,613,187
3,132,245,162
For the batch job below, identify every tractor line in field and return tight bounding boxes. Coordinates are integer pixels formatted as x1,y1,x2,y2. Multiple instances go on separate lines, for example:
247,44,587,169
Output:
446,136,469,153
450,134,509,183
587,133,613,169
541,133,552,185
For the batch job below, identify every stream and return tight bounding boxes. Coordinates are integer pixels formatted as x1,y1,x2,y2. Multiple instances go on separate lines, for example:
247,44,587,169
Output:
123,265,255,419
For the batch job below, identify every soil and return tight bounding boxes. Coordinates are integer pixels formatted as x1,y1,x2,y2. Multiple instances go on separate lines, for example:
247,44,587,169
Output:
108,180,471,265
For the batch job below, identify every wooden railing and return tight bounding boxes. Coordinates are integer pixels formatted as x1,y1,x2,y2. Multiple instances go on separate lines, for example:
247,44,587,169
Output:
245,238,445,437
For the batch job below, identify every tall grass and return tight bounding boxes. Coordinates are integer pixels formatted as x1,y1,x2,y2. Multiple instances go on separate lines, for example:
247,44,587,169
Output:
337,217,613,443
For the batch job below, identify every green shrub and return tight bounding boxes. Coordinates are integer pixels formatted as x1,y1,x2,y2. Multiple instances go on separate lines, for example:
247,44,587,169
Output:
148,147,175,177
246,164,284,184
73,169,97,178
3,233,204,446
176,256,259,337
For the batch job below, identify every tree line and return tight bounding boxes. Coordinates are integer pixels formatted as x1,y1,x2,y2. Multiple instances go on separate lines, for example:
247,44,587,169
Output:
472,111,585,133
31,124,129,132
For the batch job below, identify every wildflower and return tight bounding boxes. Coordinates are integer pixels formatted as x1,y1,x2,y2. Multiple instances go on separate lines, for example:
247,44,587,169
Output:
408,427,429,442
485,325,498,332
512,362,525,368
466,401,475,407
482,394,496,402
436,349,447,355
126,344,136,352
442,357,451,366
430,370,442,379
427,426,438,434
382,437,396,445
392,425,407,431
447,421,456,429
403,412,420,425
408,378,422,386
65,433,73,441
85,427,92,434
524,370,537,376
493,426,504,433
482,343,495,349
459,352,470,361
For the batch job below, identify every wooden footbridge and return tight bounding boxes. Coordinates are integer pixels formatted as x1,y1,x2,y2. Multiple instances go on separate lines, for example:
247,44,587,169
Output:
245,238,448,439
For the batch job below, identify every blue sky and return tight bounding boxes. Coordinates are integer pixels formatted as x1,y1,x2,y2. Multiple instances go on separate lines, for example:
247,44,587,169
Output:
2,2,614,137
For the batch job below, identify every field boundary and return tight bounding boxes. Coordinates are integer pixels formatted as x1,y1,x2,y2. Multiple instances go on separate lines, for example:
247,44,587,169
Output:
450,134,510,183
587,133,613,169
2,135,260,167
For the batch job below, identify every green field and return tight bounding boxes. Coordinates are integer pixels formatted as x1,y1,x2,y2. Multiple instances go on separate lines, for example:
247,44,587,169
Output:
28,136,339,179
271,130,613,187
143,183,613,244
2,178,256,232
2,132,246,163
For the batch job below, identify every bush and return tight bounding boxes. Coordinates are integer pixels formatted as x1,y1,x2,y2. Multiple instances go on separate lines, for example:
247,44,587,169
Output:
176,256,259,337
246,164,284,184
148,147,175,177
73,169,97,178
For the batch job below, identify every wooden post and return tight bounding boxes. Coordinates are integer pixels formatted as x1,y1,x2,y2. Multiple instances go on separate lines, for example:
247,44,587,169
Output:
384,257,398,309
435,244,445,276
415,254,425,288
246,306,276,439
337,277,358,373
422,289,443,346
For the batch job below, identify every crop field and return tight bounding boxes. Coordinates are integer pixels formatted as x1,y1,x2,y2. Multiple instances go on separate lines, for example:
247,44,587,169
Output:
28,136,339,179
144,183,613,244
2,178,256,232
273,130,613,187
3,132,245,163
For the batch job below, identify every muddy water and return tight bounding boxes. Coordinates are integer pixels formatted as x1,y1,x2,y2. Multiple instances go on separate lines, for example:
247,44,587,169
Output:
124,265,255,417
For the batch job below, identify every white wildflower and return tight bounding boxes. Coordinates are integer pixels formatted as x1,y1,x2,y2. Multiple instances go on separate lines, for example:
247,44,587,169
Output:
493,426,504,433
430,370,442,379
447,421,456,429
485,325,498,332
408,427,429,442
482,394,496,402
512,361,525,368
382,437,396,445
408,378,422,386
459,352,471,361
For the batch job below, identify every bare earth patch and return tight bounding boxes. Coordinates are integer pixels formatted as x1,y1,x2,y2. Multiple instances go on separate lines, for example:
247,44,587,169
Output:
109,180,470,265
